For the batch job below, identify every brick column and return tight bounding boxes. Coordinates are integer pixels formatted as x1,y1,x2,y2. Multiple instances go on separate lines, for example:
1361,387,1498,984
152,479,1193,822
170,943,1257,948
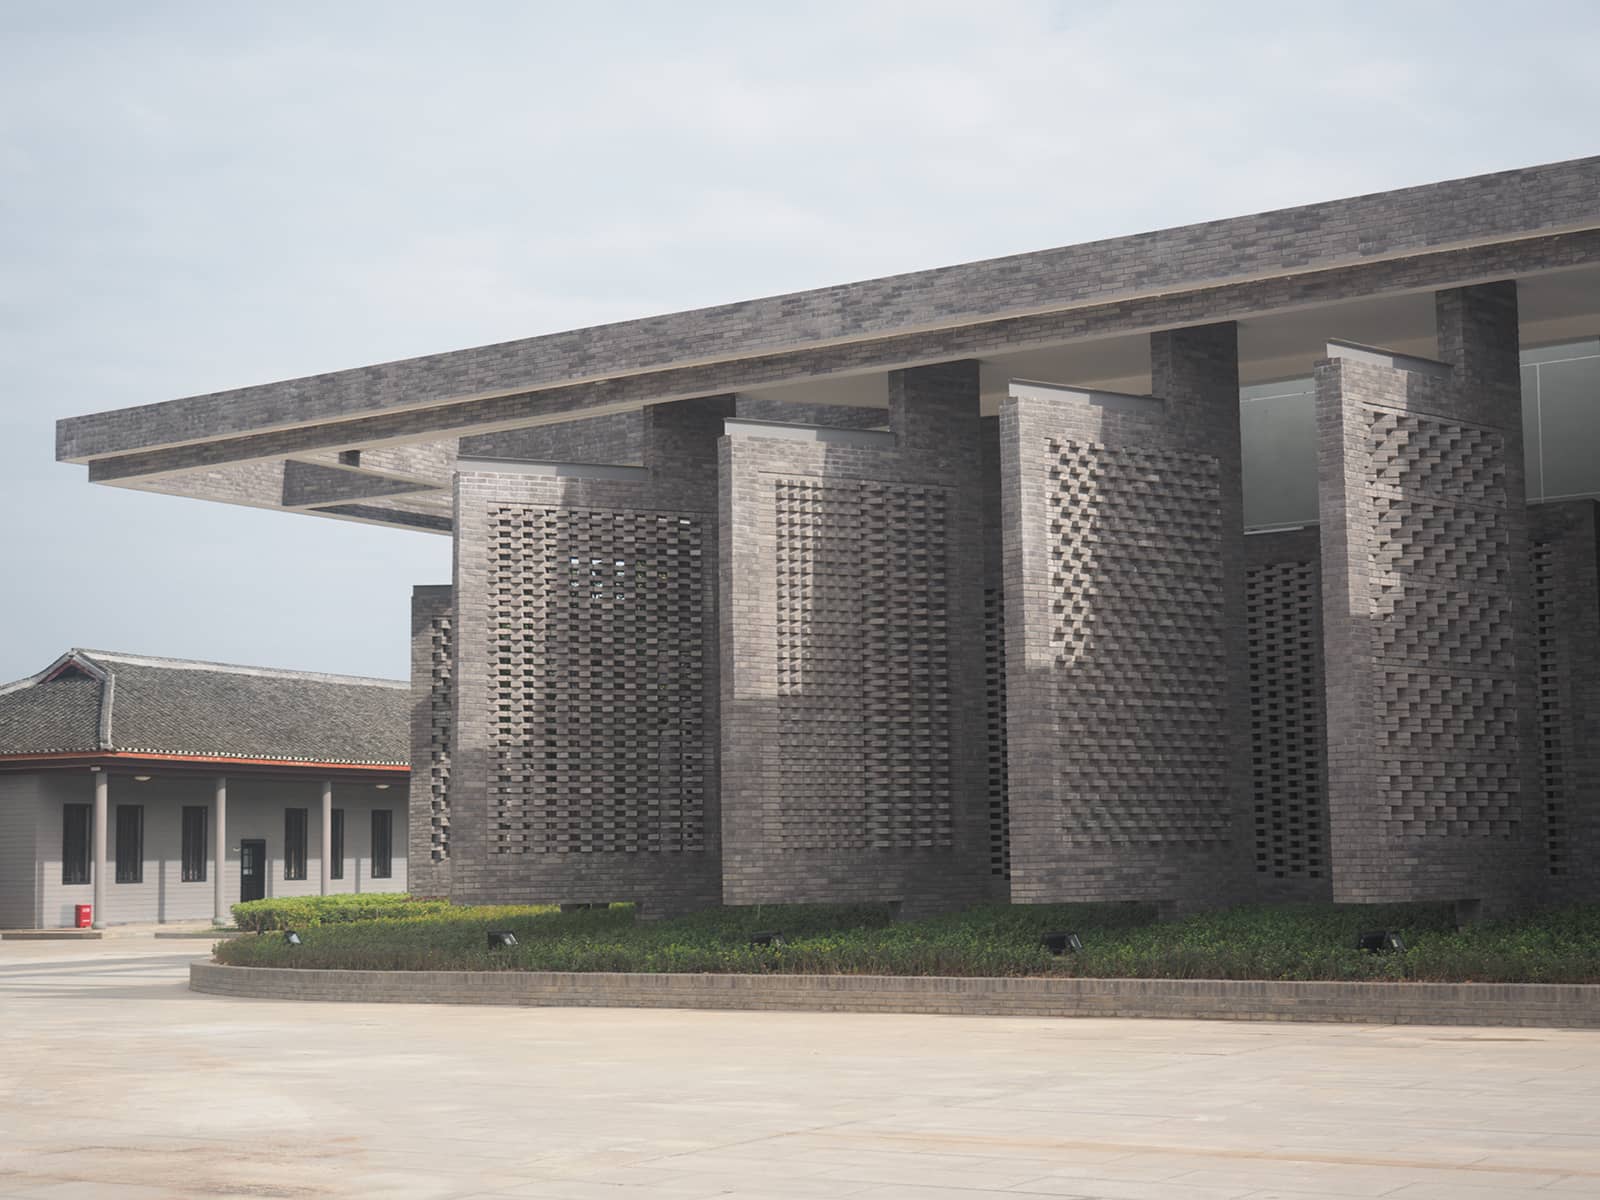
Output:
1000,322,1250,909
1317,281,1543,910
718,361,990,913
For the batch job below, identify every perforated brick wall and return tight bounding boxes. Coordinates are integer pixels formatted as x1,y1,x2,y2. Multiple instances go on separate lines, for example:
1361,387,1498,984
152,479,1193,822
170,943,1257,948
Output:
1245,528,1330,901
486,505,708,855
1529,500,1600,900
448,397,731,915
719,362,991,911
407,584,453,898
980,417,1010,881
1317,283,1545,908
1000,324,1252,906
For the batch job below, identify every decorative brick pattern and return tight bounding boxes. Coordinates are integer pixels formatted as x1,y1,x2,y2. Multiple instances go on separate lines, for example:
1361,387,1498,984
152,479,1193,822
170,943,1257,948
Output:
771,478,954,850
1048,441,1230,845
1528,501,1600,899
426,609,453,861
486,506,707,856
1533,541,1567,872
774,480,865,850
1364,408,1521,836
1246,540,1326,886
408,584,454,897
983,585,1009,878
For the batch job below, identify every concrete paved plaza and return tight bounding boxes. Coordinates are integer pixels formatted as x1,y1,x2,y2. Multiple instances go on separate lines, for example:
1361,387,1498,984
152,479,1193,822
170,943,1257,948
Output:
1,940,1597,1199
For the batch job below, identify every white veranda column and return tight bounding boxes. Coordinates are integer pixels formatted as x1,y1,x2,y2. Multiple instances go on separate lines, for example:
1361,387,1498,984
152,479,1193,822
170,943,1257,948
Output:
320,781,333,896
91,769,107,929
213,776,227,925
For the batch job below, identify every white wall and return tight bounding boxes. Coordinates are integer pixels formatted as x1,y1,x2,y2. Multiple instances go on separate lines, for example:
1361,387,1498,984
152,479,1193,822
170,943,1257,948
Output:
0,774,41,928
29,771,408,927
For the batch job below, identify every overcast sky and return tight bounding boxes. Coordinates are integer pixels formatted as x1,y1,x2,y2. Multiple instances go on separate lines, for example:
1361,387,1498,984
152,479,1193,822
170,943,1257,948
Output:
2,1,1596,684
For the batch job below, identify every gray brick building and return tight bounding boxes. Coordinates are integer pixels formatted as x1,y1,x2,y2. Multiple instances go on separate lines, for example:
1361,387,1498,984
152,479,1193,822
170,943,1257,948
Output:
57,157,1600,915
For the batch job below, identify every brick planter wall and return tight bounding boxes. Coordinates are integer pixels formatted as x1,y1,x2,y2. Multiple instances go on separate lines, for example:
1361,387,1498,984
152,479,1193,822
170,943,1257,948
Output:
189,962,1600,1028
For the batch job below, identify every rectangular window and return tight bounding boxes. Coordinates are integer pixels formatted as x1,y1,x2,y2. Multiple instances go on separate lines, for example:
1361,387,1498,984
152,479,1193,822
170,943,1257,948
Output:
62,804,90,885
284,808,308,880
371,809,393,879
181,805,208,883
330,808,345,880
115,805,143,884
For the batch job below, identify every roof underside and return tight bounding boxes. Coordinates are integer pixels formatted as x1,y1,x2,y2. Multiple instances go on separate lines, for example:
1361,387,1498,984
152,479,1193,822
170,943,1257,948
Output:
56,156,1600,535
0,652,407,765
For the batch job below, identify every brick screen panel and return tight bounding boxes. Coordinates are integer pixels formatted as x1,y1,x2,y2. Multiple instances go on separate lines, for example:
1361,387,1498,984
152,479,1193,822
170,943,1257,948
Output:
486,506,708,855
719,362,991,912
1529,500,1600,900
1317,283,1545,908
1245,528,1330,901
448,397,730,916
1000,324,1253,907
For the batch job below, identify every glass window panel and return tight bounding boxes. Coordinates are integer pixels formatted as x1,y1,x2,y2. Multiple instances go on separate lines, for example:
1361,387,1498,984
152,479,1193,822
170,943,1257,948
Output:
284,808,308,880
371,810,393,879
1536,355,1600,500
1523,338,1600,366
1240,380,1317,529
181,805,207,883
1522,363,1542,501
62,804,90,886
115,805,143,884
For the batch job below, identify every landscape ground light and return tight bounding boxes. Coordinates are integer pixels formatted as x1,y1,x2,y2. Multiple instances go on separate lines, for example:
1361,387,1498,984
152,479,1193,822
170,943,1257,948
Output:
1356,930,1406,953
487,930,518,948
1042,931,1083,956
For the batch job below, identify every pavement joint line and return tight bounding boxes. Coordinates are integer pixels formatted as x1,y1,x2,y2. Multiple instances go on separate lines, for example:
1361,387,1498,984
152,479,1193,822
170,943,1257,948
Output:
799,1129,1600,1178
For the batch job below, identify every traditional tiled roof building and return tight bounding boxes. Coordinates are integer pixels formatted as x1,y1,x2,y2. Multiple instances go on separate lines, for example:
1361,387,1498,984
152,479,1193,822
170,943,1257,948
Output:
0,651,408,928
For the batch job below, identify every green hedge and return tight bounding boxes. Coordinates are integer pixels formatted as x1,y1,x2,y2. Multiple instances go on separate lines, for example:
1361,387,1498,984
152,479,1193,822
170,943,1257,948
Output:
230,893,455,932
213,900,1600,983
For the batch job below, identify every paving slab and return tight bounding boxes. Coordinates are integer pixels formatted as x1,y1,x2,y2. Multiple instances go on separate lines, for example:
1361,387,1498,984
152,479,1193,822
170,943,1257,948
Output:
1,939,1597,1199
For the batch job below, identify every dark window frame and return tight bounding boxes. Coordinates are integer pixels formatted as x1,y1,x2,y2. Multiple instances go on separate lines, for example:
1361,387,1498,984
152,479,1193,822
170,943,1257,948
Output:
181,805,208,883
371,809,393,879
62,803,90,885
330,808,345,880
115,804,143,884
284,808,308,881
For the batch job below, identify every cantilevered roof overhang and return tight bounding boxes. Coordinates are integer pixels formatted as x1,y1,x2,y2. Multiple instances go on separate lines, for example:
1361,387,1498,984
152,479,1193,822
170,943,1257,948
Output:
56,155,1600,534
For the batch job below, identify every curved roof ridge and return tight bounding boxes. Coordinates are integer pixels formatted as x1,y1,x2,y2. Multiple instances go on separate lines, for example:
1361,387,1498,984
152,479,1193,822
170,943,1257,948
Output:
73,648,406,690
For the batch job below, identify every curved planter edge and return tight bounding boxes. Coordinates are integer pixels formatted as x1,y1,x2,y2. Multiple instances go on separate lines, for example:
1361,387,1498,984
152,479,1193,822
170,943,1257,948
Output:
189,962,1600,1028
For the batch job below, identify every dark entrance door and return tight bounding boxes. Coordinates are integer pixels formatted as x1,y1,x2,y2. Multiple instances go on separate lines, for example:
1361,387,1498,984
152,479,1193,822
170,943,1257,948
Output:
240,839,266,903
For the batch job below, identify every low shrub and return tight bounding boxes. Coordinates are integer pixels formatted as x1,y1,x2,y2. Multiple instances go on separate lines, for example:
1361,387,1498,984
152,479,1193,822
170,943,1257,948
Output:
213,899,1600,983
231,893,455,932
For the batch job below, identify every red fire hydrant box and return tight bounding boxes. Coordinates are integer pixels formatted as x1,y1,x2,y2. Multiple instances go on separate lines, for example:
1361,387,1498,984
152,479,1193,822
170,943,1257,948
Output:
75,904,92,928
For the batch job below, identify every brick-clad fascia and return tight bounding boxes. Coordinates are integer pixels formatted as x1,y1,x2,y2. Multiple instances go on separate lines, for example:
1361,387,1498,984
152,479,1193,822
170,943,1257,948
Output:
70,232,1600,486
60,157,1600,462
